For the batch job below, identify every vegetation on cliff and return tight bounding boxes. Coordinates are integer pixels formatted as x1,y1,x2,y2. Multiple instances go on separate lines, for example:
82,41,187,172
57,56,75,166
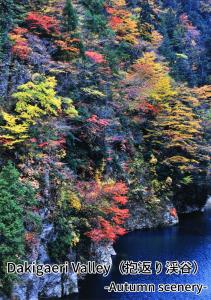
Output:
0,0,210,293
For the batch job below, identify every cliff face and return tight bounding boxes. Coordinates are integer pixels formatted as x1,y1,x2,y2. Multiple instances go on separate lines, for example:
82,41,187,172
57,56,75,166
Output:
0,0,210,298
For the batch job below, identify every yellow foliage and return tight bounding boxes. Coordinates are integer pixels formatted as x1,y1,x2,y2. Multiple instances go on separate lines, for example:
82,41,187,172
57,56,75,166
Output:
69,192,81,211
108,0,139,44
0,75,78,148
149,154,158,165
146,86,203,173
111,0,126,7
125,52,176,110
82,87,106,98
71,232,80,247
151,30,163,47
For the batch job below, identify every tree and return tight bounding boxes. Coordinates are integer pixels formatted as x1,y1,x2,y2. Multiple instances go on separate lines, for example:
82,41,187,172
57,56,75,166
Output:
145,87,204,186
82,0,107,33
63,0,78,32
25,12,60,36
0,0,14,54
0,75,78,147
78,180,129,243
124,52,175,112
138,0,158,41
106,0,139,44
0,162,37,293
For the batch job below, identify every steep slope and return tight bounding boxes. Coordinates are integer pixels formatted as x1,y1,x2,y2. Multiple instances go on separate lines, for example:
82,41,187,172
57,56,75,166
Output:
0,0,210,298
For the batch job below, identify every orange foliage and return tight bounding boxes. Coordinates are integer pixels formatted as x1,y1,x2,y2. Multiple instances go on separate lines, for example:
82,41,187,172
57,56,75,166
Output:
9,27,32,60
105,0,139,44
55,36,81,58
25,232,38,247
85,51,106,63
170,208,177,218
77,180,129,242
87,115,110,127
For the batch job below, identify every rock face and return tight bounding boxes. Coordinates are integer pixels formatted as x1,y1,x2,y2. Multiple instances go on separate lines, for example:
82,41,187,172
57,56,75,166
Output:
12,272,78,300
11,222,78,300
90,242,116,266
126,202,179,231
174,175,210,213
10,231,116,300
9,202,179,299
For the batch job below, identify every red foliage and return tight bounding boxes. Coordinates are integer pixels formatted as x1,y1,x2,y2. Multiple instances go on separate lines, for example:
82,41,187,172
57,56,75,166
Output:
12,27,28,35
105,3,139,44
38,138,66,148
25,12,60,35
138,101,158,114
0,137,14,145
29,138,37,143
109,206,129,224
170,207,177,218
103,181,128,196
112,195,128,205
85,51,106,63
106,157,113,162
179,13,200,39
9,27,32,60
109,16,123,27
86,217,127,242
38,142,49,148
87,115,110,127
82,181,129,243
105,6,115,14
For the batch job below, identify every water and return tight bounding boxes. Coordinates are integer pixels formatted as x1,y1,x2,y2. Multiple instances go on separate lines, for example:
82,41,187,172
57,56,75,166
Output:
67,206,211,300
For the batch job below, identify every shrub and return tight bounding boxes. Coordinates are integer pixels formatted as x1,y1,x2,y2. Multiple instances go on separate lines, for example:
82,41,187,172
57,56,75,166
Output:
9,27,32,60
85,50,106,63
77,180,129,243
25,12,60,35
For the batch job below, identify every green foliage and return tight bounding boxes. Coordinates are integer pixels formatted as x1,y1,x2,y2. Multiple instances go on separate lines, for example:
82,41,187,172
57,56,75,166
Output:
128,151,171,207
0,0,28,57
63,0,78,32
181,175,193,185
0,0,14,56
48,182,81,262
0,162,37,293
82,87,106,99
82,0,108,33
84,10,107,33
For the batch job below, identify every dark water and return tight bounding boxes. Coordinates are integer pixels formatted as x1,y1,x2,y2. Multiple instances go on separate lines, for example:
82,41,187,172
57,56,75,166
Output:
66,206,211,300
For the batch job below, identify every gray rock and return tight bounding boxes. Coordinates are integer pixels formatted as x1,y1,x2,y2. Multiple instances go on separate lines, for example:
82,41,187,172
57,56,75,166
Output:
90,242,116,266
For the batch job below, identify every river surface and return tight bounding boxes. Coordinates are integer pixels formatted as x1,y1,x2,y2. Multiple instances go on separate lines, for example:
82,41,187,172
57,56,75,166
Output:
66,205,211,300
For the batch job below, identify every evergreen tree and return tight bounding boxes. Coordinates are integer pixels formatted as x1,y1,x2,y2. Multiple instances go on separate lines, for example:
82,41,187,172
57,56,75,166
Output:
0,162,36,293
63,0,78,32
0,0,14,55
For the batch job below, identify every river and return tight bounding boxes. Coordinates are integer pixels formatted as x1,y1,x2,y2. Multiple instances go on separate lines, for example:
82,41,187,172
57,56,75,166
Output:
64,202,211,300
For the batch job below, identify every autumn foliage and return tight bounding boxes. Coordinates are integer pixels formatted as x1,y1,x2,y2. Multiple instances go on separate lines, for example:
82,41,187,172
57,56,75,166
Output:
105,0,139,44
9,27,32,60
55,36,81,58
124,52,175,112
85,51,106,63
77,180,129,242
25,12,60,35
